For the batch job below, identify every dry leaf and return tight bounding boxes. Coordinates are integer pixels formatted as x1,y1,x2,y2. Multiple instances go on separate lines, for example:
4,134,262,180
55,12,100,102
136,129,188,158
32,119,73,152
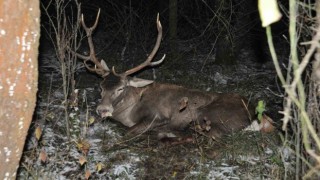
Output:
35,126,42,141
172,171,177,178
194,124,202,131
85,170,91,180
79,156,87,166
179,97,189,111
259,114,275,133
96,162,104,172
46,112,55,121
76,139,91,155
70,88,79,107
39,149,47,163
89,116,95,125
203,118,211,132
260,143,267,148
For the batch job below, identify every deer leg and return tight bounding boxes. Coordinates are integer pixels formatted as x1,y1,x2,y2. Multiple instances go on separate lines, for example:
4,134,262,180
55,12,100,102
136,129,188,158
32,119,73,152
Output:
126,115,169,136
156,126,194,145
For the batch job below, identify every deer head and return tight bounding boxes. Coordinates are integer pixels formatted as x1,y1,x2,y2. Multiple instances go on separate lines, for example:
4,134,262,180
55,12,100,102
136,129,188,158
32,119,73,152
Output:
75,10,165,123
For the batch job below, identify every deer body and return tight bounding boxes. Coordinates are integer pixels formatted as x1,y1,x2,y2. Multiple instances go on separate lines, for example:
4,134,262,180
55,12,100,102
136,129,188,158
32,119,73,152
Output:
76,11,254,139
112,83,214,130
97,75,253,138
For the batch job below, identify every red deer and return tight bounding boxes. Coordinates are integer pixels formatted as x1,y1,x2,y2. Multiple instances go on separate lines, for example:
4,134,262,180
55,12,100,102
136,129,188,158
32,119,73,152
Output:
75,10,255,140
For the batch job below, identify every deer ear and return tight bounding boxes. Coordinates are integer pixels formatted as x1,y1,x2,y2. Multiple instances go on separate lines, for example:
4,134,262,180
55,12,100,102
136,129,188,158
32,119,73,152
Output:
128,77,154,87
101,60,110,71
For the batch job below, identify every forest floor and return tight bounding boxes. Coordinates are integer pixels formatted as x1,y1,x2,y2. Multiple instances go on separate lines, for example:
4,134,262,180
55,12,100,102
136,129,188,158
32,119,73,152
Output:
17,39,295,179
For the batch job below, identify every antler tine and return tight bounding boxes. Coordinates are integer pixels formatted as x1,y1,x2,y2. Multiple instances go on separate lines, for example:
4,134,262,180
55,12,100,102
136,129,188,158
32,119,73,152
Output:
75,9,109,76
81,9,100,31
124,13,165,76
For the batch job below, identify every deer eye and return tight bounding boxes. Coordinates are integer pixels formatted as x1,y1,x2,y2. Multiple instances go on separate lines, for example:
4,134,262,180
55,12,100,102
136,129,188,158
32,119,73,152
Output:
117,87,124,92
113,87,124,97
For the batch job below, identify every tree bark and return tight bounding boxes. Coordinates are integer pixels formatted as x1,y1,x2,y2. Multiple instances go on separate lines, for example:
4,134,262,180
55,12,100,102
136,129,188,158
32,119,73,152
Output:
0,0,40,178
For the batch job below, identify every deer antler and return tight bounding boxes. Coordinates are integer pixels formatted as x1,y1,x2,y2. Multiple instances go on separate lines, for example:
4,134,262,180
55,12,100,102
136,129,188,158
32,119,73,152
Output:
75,9,110,76
123,13,166,76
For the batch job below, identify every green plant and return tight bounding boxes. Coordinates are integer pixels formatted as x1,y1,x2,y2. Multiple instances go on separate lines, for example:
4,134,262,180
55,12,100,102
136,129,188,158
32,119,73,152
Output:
255,100,266,122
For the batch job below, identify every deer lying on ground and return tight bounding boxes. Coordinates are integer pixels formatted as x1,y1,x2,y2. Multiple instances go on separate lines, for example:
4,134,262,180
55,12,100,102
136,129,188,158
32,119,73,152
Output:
75,10,255,140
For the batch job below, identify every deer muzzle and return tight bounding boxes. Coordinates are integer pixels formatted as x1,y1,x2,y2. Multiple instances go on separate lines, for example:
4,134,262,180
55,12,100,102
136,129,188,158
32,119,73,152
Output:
96,105,113,118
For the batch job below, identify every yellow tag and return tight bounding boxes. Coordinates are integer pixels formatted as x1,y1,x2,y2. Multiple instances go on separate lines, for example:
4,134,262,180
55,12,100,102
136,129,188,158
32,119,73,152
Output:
258,0,282,27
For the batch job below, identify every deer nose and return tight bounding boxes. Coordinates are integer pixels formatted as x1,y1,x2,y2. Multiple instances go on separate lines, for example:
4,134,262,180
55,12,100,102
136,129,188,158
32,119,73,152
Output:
96,105,113,118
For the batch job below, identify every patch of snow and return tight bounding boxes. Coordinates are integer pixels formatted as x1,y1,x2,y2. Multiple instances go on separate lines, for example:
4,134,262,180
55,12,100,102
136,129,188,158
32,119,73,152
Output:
69,112,77,118
207,165,239,180
279,146,292,161
52,90,64,99
113,163,132,176
59,166,78,179
213,72,228,85
239,155,260,165
265,147,273,155
111,154,141,179
244,120,260,131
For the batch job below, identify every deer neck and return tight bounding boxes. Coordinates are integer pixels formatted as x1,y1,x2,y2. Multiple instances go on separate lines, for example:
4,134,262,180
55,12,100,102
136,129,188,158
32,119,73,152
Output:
111,86,148,127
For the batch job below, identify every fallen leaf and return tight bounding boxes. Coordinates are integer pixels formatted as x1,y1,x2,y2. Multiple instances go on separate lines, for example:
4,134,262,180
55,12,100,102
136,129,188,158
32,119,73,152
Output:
70,88,79,107
260,114,275,133
194,124,202,131
89,116,95,125
172,171,177,177
46,112,55,121
35,126,42,141
76,139,91,155
39,149,47,163
96,162,104,172
85,170,91,180
79,156,87,166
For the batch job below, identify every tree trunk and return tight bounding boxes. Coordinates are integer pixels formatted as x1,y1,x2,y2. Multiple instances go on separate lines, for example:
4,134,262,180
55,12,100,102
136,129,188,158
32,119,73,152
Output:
0,0,40,178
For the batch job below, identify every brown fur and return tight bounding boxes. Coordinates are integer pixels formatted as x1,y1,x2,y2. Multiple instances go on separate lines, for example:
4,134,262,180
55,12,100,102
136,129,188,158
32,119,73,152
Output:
97,77,255,139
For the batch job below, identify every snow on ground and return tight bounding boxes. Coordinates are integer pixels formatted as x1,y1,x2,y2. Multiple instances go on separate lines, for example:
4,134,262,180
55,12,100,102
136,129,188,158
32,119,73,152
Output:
17,47,294,179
